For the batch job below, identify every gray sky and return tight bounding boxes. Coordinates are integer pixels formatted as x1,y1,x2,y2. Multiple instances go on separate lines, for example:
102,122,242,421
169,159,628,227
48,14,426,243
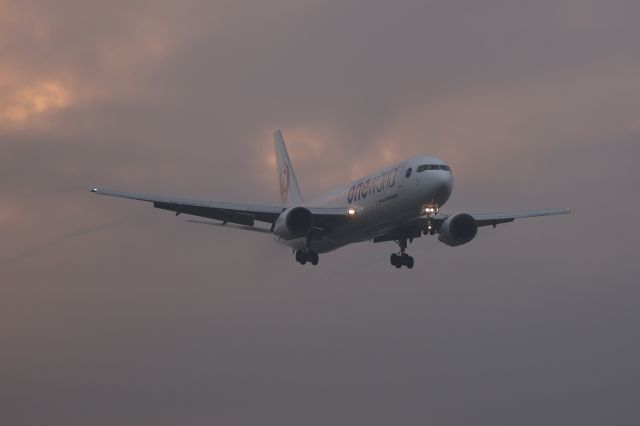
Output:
2,1,639,425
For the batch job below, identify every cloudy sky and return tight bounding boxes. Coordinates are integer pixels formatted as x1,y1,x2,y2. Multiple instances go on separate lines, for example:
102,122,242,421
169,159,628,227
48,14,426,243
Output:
2,1,639,425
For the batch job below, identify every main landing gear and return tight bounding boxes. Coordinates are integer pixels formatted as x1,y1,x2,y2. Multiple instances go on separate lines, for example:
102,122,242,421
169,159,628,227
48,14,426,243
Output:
295,250,319,266
390,252,414,269
390,238,414,269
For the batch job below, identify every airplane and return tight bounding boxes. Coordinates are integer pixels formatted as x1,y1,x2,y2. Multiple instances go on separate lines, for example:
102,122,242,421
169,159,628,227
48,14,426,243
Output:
91,130,570,268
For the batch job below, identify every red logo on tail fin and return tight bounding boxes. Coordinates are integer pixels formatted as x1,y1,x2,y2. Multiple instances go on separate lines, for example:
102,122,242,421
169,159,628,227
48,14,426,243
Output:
279,164,290,203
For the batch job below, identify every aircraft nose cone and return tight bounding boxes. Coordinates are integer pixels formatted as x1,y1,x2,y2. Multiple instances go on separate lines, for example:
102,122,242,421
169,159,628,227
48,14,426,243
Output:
432,172,453,204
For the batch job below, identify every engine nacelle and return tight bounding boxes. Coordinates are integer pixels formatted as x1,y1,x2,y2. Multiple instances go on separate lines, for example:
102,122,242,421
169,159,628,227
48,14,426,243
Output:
273,207,313,240
438,213,478,247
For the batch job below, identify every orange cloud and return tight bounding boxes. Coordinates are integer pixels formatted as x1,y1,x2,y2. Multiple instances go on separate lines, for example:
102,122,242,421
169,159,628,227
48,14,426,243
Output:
0,2,215,127
2,81,70,123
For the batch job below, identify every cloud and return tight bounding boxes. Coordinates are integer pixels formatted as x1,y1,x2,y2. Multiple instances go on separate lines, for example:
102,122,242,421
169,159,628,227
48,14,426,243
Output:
0,0,227,132
0,215,135,266
1,80,70,124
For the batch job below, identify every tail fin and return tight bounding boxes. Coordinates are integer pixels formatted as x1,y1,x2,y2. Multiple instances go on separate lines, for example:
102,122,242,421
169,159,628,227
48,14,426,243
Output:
273,129,304,205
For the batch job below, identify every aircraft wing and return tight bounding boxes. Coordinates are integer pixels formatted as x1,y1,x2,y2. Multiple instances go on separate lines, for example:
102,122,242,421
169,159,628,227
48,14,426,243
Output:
451,208,571,228
372,208,570,242
91,188,353,229
91,188,284,226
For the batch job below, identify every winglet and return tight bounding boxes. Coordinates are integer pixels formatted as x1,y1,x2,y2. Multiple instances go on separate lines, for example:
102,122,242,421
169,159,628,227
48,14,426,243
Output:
273,130,304,205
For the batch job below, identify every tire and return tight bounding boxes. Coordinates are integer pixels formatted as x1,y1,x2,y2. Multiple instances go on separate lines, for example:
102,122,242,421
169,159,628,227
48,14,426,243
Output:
310,253,319,265
390,253,399,266
407,256,414,269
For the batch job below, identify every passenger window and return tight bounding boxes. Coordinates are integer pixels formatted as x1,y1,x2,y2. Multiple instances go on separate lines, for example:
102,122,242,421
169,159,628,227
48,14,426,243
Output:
405,167,412,178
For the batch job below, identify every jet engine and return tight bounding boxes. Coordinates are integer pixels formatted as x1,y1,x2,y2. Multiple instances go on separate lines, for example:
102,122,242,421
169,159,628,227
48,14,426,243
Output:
273,207,313,240
438,213,478,247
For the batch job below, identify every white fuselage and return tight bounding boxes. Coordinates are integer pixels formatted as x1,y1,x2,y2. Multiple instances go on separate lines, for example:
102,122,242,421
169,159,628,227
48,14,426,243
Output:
278,155,454,253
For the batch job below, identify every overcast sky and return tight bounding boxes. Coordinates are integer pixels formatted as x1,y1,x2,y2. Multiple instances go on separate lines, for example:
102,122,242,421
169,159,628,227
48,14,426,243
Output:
2,1,639,425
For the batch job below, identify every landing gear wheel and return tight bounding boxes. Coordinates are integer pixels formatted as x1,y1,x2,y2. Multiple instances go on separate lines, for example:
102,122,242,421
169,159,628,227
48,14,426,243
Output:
390,237,416,269
390,252,415,268
295,250,319,265
295,250,308,265
424,223,436,235
406,256,414,269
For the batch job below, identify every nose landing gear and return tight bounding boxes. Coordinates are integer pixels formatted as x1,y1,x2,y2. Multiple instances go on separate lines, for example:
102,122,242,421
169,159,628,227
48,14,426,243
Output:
390,237,414,269
423,223,436,235
295,250,319,266
422,203,438,236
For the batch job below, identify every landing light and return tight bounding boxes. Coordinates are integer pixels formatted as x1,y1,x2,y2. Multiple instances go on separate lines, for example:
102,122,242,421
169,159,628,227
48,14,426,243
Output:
347,208,357,216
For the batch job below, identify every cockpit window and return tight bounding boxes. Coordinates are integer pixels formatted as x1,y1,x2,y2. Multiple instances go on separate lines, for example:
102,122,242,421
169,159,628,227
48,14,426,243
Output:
417,164,451,172
405,167,412,178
